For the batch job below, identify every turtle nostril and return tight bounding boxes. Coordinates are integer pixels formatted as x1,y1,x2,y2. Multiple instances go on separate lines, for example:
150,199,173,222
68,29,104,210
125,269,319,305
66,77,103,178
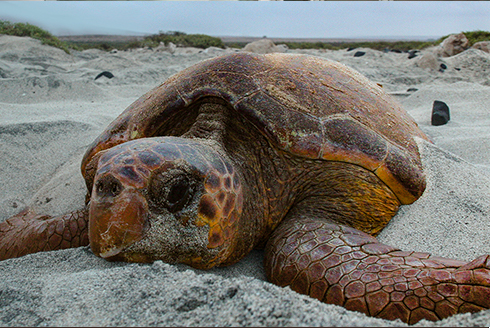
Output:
95,175,123,198
111,184,120,195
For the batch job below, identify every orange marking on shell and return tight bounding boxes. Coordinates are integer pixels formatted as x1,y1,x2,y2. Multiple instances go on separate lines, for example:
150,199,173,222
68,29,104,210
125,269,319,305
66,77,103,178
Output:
321,144,381,172
287,133,323,159
374,164,417,205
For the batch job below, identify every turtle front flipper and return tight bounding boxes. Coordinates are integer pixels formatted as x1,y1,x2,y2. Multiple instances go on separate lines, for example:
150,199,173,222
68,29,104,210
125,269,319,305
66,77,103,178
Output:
265,213,490,324
0,207,89,261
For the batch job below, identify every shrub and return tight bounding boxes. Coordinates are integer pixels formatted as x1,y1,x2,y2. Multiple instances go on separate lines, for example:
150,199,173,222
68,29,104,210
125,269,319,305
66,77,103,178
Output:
0,19,71,54
223,39,438,52
143,31,225,49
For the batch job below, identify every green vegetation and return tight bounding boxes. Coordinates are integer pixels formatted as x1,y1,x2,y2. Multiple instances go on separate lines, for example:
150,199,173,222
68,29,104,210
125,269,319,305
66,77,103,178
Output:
65,31,225,51
437,30,490,47
0,20,71,54
144,31,224,49
224,40,436,52
1,19,488,54
224,30,490,53
226,30,490,52
64,40,139,52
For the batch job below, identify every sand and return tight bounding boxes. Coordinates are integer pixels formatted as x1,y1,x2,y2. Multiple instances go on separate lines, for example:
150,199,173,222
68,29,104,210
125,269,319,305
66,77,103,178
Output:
1,35,490,326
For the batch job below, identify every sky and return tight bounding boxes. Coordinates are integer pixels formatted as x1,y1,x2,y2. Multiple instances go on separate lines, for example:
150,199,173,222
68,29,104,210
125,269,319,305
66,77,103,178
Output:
0,1,489,40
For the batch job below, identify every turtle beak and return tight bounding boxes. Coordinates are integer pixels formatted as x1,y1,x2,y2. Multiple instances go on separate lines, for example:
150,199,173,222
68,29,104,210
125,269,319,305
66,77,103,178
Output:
89,186,148,260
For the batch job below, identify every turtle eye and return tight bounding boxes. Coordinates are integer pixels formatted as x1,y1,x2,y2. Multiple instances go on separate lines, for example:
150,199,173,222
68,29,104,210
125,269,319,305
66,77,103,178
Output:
149,172,193,214
167,177,190,212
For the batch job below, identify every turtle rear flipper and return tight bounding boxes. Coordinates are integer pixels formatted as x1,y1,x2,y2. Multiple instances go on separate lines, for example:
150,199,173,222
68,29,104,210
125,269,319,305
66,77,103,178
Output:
0,207,89,261
265,211,490,324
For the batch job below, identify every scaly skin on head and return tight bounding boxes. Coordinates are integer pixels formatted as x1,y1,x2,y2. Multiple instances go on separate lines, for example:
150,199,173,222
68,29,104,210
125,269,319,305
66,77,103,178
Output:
88,136,245,269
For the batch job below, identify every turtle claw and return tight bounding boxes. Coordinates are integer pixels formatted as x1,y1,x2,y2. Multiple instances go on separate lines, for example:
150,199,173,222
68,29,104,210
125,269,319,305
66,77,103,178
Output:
0,207,89,261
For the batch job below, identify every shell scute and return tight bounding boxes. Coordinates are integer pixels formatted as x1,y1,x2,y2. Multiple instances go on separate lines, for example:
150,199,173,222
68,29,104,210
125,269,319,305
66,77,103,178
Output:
236,92,324,158
169,54,267,105
321,117,387,171
375,143,427,204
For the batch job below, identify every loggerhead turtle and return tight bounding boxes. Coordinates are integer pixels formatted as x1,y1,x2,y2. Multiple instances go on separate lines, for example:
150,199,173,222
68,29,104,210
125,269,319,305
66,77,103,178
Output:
1,53,490,324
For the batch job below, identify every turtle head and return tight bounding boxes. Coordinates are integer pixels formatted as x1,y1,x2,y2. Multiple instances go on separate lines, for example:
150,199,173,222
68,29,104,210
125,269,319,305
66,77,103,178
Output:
88,137,243,269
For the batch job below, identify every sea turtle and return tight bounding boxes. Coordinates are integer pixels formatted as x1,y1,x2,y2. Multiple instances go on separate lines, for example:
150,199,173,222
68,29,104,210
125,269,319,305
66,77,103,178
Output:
1,53,490,324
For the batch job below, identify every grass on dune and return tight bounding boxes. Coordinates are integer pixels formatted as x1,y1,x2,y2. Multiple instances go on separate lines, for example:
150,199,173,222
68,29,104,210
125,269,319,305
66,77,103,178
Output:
1,19,489,54
0,20,71,54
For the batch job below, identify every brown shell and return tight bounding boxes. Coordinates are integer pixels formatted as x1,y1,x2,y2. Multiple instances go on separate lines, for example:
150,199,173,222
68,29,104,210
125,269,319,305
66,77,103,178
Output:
82,53,429,205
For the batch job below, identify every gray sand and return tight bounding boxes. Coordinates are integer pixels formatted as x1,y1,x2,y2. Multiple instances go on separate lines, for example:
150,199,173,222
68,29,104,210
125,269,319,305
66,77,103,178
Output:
1,35,490,326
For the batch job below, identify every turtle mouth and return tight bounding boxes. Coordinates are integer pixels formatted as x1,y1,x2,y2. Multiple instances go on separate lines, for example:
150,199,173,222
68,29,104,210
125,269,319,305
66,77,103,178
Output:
89,188,149,260
99,245,126,259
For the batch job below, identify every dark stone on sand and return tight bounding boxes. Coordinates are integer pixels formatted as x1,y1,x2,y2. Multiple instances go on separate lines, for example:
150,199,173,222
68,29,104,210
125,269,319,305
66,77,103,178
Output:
353,51,365,57
408,50,419,59
390,49,402,53
431,100,450,126
440,63,447,70
346,47,355,52
407,88,418,92
95,71,115,81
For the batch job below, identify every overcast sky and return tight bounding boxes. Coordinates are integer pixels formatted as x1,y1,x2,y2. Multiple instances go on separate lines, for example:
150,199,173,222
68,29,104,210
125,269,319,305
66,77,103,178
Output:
1,1,489,39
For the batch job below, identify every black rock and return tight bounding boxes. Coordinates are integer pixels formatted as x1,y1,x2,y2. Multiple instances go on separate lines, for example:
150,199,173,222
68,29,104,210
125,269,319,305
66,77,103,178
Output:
346,47,356,52
390,49,402,53
95,71,115,81
407,50,419,59
353,51,365,57
407,88,418,92
431,100,450,126
438,63,448,73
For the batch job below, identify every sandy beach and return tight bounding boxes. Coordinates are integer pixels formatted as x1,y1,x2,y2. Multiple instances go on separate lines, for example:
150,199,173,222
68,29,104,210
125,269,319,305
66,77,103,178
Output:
1,35,490,326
